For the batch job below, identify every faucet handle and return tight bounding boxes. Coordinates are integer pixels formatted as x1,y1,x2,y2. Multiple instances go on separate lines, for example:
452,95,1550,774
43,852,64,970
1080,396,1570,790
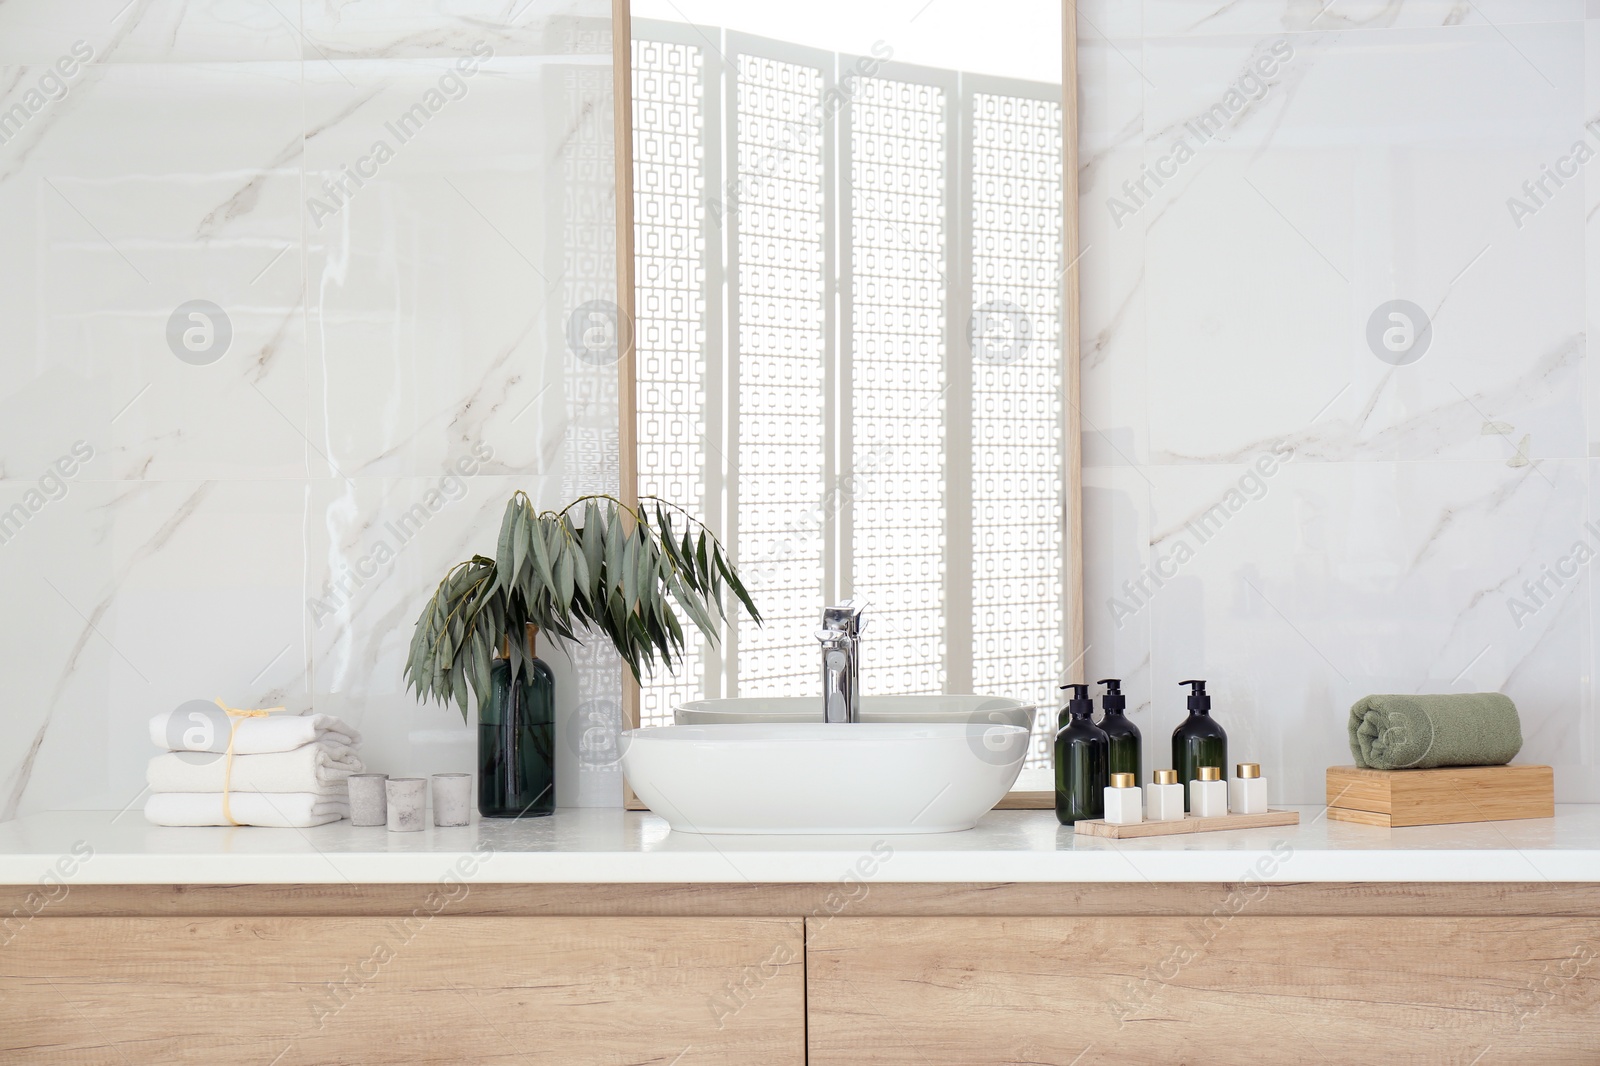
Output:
821,599,867,635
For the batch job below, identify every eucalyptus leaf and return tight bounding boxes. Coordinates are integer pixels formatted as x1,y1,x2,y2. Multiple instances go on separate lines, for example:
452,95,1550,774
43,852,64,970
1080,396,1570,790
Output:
450,658,469,719
708,547,727,619
495,500,518,593
634,527,655,612
715,546,760,623
528,510,556,595
468,628,492,714
509,501,528,593
583,500,605,598
619,527,639,611
660,599,684,646
679,529,698,591
404,492,759,713
555,541,575,608
569,527,592,611
644,599,674,665
666,572,717,642
606,512,624,580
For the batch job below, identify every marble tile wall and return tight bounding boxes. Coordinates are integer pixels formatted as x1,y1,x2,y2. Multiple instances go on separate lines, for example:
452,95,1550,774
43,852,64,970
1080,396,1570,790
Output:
5,0,1596,819
0,0,625,818
1080,0,1600,802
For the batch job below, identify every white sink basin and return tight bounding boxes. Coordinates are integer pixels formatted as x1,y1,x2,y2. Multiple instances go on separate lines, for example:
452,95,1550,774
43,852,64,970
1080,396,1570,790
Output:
618,722,1029,835
675,694,1035,732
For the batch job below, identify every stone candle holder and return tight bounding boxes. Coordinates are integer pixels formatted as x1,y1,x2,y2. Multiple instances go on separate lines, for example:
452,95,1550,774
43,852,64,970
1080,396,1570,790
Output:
347,774,388,827
385,777,427,833
431,773,472,827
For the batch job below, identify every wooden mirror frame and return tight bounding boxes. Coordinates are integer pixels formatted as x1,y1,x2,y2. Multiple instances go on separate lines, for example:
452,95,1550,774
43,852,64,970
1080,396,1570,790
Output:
611,0,1082,810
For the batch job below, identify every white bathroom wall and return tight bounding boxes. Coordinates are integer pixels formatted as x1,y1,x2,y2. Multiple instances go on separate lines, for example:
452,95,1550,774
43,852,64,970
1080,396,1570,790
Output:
6,0,1597,819
1079,0,1600,802
0,0,625,818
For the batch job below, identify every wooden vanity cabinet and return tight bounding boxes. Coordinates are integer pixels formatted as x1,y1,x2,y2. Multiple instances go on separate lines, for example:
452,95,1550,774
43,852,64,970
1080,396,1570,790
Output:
1,915,804,1065
4,882,1598,1064
807,914,1600,1064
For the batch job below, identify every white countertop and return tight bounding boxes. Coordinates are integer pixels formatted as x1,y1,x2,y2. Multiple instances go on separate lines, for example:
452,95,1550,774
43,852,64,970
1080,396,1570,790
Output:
3,805,1600,884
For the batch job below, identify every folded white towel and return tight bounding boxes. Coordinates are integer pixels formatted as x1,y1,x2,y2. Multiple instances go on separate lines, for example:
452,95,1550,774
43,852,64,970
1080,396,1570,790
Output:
143,792,349,828
148,709,361,755
147,743,363,796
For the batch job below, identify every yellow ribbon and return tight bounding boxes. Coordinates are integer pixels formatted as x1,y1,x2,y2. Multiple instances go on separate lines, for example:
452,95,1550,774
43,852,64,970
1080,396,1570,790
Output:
213,698,286,827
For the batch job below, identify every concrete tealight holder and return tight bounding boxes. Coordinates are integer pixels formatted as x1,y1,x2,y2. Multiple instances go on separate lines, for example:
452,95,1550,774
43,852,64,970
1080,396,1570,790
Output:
385,777,427,833
347,774,388,827
431,773,472,827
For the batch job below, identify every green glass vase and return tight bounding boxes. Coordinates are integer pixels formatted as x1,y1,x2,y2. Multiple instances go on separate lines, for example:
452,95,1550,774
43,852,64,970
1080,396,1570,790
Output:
478,629,555,818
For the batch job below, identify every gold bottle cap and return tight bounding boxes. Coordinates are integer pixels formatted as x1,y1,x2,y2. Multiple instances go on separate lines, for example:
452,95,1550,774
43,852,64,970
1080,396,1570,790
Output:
1237,762,1261,779
1110,773,1136,789
1198,766,1222,781
1153,769,1178,786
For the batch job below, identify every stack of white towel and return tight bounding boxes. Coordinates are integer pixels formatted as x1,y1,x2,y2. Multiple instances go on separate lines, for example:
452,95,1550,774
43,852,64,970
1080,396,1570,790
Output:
143,709,364,828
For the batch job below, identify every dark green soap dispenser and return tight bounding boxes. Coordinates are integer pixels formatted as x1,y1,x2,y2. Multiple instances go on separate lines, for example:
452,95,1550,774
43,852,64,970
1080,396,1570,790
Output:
1098,679,1141,784
1054,684,1109,825
1172,679,1227,812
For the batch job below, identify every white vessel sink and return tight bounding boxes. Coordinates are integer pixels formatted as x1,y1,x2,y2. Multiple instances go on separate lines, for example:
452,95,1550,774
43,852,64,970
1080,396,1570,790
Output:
675,694,1034,732
618,722,1029,835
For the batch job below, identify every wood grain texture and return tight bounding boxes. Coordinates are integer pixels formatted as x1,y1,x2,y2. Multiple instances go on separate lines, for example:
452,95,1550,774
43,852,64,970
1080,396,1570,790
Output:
1,916,803,1065
806,916,1600,1064
992,0,1077,813
1326,764,1555,826
13,881,1600,918
1062,0,1084,686
1074,808,1299,838
611,0,647,812
1323,805,1397,827
992,790,1052,810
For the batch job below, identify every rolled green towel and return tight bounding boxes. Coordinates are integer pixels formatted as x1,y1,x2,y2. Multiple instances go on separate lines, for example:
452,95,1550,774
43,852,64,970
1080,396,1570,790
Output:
1348,693,1522,770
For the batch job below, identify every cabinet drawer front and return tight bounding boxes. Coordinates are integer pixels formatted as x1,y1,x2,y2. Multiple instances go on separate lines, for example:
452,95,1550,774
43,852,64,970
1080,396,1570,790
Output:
807,916,1600,1064
1,916,804,1065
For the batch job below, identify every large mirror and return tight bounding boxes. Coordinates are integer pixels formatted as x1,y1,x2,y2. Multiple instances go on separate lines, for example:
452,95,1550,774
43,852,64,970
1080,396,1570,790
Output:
620,0,1079,799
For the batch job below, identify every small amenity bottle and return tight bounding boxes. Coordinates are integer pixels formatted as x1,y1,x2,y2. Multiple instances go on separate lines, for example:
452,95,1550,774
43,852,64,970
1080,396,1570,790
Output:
1189,766,1228,817
1146,769,1185,821
1230,762,1267,815
1098,678,1141,785
1104,772,1142,825
1172,679,1227,812
1054,684,1109,825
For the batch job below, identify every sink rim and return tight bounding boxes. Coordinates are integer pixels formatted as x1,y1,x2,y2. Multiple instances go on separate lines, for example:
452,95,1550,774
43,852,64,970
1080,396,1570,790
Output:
623,722,1030,743
677,694,1036,714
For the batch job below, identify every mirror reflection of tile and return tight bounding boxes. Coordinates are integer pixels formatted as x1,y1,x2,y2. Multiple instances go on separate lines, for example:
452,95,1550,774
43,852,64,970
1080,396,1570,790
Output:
632,22,1072,775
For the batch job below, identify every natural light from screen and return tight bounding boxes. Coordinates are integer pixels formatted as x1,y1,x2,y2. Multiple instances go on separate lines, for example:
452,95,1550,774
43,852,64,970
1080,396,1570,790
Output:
630,0,1062,84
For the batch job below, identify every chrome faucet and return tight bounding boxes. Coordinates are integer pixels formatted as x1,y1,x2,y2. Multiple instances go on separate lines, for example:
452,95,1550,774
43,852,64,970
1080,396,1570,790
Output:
818,599,867,723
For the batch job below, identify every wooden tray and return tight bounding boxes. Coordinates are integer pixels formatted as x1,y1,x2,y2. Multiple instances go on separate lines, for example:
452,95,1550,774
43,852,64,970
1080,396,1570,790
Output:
1326,764,1553,827
1073,808,1300,838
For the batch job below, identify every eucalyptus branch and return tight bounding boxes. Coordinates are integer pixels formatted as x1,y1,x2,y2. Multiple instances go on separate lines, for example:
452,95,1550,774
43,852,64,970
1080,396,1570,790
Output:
405,493,761,720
